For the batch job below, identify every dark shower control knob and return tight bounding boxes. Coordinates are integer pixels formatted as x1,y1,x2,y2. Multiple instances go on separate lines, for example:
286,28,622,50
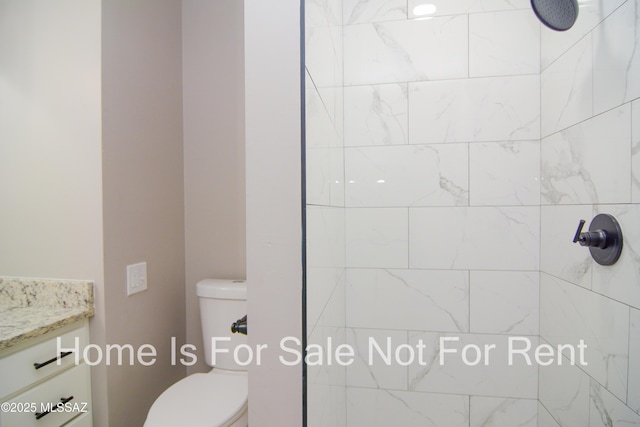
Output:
231,315,247,335
572,219,607,249
580,230,608,249
571,214,623,266
572,219,585,244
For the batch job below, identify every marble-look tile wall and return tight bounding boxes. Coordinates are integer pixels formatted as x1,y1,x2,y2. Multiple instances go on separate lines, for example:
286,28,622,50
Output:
308,1,640,426
539,1,640,426
305,0,347,426
336,1,541,426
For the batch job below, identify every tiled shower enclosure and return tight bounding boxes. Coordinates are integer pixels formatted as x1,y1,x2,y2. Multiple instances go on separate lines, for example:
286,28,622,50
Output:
304,0,640,426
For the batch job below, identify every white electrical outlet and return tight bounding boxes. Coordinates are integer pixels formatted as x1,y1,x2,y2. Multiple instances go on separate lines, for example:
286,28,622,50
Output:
127,262,148,296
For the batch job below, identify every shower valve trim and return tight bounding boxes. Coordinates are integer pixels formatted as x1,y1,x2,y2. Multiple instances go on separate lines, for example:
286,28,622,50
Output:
572,214,623,266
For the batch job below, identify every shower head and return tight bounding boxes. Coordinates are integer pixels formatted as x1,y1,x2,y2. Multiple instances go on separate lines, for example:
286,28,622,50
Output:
531,0,579,31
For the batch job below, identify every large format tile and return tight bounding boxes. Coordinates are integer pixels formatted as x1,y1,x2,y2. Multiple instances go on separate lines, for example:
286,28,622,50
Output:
469,9,540,77
345,144,468,207
346,208,408,268
469,140,540,206
633,99,640,203
344,16,468,85
593,0,640,115
307,267,345,333
540,274,630,402
409,75,540,144
540,205,593,289
307,382,346,427
308,386,346,427
305,79,342,149
590,381,640,427
346,387,469,427
538,402,561,427
408,0,529,18
306,147,344,206
541,35,592,137
541,104,632,205
307,206,345,268
305,0,342,28
409,206,539,271
308,325,347,388
307,329,347,426
592,205,640,310
407,332,538,398
629,307,640,414
346,268,469,332
344,84,408,147
540,0,626,70
306,24,343,89
315,85,344,145
470,396,537,427
470,271,539,335
539,353,591,427
343,0,406,24
346,328,408,390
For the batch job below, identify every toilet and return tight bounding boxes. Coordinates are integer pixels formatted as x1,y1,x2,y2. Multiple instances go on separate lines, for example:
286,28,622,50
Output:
144,279,248,427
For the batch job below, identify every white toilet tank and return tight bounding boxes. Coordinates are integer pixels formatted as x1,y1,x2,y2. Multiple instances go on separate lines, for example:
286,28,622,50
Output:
196,279,247,370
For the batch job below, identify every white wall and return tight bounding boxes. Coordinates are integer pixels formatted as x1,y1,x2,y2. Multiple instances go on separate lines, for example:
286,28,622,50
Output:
0,1,108,424
0,0,103,294
245,1,303,425
1,2,188,426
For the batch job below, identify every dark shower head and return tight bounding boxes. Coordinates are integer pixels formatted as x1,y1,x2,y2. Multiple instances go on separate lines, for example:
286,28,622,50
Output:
531,0,579,31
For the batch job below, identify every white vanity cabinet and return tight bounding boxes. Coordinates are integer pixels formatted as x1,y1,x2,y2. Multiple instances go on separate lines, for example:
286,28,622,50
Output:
0,320,92,427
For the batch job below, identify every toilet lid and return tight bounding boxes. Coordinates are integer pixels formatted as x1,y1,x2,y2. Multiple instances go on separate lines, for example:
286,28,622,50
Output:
145,371,247,427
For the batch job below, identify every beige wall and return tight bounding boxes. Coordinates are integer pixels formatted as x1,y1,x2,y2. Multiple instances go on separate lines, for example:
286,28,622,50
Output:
0,0,103,280
182,0,246,375
0,1,108,424
245,1,303,425
101,1,185,426
0,1,300,425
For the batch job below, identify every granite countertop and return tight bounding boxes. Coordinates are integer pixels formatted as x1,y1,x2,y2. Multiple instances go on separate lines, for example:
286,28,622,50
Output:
0,277,94,351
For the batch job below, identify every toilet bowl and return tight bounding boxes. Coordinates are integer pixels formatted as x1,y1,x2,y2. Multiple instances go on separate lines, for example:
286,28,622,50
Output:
144,279,248,427
144,370,247,427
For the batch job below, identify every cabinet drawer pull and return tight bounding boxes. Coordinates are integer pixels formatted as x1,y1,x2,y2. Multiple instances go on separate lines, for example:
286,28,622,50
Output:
34,395,74,420
33,351,73,370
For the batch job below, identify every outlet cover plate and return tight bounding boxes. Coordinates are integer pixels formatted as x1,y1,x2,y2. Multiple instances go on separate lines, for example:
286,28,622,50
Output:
127,262,148,296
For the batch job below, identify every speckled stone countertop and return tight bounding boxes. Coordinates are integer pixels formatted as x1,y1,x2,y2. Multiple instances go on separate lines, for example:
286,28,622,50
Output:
0,277,94,351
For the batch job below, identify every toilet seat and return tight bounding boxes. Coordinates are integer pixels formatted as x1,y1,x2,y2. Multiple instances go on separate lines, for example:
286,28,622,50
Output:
144,370,248,427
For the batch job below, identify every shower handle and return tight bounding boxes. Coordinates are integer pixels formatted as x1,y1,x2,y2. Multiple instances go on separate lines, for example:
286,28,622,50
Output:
572,214,623,265
572,219,607,249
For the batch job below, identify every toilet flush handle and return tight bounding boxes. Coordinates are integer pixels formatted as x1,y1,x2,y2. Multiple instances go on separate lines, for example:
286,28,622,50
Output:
231,315,247,335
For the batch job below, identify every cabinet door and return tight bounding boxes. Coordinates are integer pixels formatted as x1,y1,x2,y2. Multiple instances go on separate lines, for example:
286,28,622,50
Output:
62,412,93,427
0,363,91,427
